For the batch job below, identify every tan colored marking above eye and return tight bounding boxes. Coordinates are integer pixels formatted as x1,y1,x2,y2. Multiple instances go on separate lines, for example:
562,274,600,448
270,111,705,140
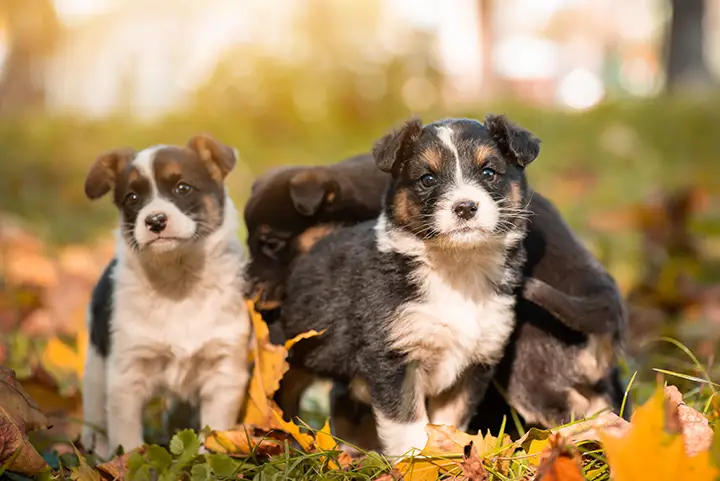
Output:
474,144,498,165
258,224,272,235
419,148,443,171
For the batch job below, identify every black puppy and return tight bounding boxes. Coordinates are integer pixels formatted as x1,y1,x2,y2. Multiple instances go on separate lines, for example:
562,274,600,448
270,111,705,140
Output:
279,115,540,455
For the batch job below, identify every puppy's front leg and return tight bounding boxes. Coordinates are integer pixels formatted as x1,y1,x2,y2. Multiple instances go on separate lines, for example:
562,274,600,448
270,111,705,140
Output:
429,364,494,430
199,351,249,432
369,360,429,457
81,345,109,458
106,360,155,455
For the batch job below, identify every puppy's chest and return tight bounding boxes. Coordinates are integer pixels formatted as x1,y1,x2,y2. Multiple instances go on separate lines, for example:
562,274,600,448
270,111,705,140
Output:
112,280,248,396
390,269,516,394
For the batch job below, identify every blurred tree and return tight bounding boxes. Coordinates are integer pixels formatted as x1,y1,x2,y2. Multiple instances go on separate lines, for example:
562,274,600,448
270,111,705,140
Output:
665,0,715,93
0,0,60,115
192,0,444,153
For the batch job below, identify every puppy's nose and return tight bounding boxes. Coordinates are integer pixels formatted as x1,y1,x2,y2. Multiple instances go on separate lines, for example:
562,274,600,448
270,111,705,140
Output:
452,200,478,220
145,213,168,233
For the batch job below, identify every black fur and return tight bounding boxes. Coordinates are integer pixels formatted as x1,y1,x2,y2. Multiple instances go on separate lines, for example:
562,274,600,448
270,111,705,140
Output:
89,258,116,358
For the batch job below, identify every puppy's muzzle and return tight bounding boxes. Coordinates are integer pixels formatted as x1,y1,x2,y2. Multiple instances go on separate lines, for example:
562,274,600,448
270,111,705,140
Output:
145,213,168,233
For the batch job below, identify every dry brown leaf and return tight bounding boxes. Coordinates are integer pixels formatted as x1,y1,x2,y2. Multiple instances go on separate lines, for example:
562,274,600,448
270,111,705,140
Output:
664,384,714,456
554,411,631,445
204,425,289,456
457,441,487,481
0,366,49,475
97,446,145,480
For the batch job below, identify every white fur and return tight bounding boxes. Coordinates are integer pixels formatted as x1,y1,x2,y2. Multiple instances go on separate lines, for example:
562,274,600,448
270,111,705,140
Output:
374,214,516,455
433,125,502,246
374,410,429,457
81,148,251,458
436,125,461,181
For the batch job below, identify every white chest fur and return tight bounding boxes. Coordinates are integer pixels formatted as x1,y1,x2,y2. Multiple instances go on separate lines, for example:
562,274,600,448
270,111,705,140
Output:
110,240,250,401
388,248,516,396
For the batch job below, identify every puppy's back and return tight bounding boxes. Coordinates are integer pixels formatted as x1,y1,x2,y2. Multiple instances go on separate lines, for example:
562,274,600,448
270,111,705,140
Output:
281,220,416,379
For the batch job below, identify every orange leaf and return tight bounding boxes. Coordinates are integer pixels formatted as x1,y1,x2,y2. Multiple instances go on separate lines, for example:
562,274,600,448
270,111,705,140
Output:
536,455,584,481
600,385,719,481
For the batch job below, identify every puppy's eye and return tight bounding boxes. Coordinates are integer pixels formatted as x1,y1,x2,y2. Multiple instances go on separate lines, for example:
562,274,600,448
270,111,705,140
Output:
481,167,497,180
419,174,438,188
124,192,139,206
260,236,287,260
174,182,193,196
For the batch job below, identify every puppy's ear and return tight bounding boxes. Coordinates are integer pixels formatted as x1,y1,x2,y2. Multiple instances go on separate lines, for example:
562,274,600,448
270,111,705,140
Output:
84,148,135,200
484,114,541,167
187,134,238,179
289,170,339,217
372,117,423,176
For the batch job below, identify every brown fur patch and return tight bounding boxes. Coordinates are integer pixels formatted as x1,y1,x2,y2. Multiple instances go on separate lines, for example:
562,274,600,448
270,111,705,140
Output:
393,189,418,227
419,147,443,171
474,144,498,166
296,224,336,254
510,182,522,205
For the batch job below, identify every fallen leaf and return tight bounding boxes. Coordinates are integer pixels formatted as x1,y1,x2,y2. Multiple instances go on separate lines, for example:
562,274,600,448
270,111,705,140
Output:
70,444,101,481
554,411,631,446
97,446,145,480
534,435,584,481
242,301,322,430
600,385,719,481
0,366,49,475
664,384,714,456
41,329,88,379
457,441,487,481
395,424,508,481
271,405,314,452
204,425,289,456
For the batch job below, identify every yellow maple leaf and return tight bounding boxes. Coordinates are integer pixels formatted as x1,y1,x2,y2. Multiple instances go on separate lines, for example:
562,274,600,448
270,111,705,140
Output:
242,300,324,429
601,385,719,481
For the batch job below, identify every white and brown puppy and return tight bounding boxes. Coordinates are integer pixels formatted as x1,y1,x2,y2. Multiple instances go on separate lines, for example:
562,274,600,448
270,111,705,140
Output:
280,115,540,456
80,135,251,458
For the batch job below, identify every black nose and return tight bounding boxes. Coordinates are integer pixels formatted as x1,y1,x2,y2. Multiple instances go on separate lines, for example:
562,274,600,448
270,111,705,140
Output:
145,213,168,233
452,200,478,220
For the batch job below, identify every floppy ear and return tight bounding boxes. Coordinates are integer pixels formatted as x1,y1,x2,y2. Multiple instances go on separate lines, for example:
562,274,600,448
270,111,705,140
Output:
289,170,339,217
187,134,238,179
484,114,541,167
372,117,423,176
84,148,135,200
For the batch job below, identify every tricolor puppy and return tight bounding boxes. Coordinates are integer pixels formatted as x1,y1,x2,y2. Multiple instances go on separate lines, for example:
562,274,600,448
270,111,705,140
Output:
280,115,540,456
80,135,251,458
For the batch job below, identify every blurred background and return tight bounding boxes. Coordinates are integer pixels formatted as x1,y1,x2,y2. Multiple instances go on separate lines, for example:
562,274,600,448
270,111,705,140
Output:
1,0,719,443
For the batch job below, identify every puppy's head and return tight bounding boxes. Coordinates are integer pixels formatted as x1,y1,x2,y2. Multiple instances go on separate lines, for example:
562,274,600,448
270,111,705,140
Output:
244,155,387,308
374,115,540,248
84,134,237,253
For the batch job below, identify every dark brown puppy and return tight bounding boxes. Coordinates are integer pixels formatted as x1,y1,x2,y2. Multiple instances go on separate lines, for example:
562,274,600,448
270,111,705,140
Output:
244,149,628,442
244,154,388,312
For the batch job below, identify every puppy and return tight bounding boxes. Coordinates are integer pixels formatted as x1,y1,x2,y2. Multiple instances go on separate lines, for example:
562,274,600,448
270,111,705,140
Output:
244,153,388,312
279,115,540,456
246,138,627,446
469,190,628,434
80,135,252,458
